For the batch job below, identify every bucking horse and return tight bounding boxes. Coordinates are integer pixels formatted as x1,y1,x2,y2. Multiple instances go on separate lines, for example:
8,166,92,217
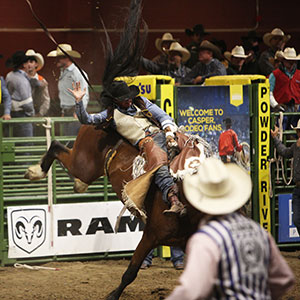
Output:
24,0,211,297
24,124,211,300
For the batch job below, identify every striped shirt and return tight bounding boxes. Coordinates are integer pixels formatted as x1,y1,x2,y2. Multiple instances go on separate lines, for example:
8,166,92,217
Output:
166,212,294,300
200,213,271,299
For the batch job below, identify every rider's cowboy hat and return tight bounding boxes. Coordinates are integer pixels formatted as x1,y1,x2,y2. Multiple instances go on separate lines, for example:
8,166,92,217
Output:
155,33,177,53
275,47,300,61
291,119,300,130
5,51,30,69
224,46,250,62
185,24,209,37
166,42,191,63
25,49,44,71
199,40,222,59
107,81,139,102
183,157,252,215
263,28,291,47
47,44,81,58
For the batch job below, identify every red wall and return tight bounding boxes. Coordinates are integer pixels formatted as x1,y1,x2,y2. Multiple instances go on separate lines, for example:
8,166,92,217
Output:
1,0,300,101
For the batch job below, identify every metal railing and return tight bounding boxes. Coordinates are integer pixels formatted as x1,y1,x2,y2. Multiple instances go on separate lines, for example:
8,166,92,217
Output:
270,112,300,248
0,117,123,266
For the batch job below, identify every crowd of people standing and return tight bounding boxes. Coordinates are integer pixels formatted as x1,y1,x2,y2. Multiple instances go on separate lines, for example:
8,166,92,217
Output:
1,24,299,134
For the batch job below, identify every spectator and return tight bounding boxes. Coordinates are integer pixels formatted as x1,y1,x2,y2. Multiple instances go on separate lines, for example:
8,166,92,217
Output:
0,75,12,120
185,24,209,68
47,44,89,136
183,40,226,85
211,38,228,69
25,49,50,117
141,42,191,85
218,118,243,163
5,51,35,137
166,157,295,300
224,46,249,75
271,122,300,239
259,28,290,76
141,247,184,270
269,48,300,115
241,30,262,59
153,33,177,65
241,40,261,74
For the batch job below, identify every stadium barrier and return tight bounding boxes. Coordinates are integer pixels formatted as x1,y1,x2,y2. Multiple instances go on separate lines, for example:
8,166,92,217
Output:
1,76,299,265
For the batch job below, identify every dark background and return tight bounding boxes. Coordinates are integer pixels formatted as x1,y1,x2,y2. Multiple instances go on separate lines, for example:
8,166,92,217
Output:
1,0,299,106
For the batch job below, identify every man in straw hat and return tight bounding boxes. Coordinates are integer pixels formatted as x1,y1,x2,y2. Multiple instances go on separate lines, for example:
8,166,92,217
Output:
185,24,209,68
166,157,295,299
141,42,191,85
268,47,300,117
5,51,35,137
272,121,300,241
184,40,226,85
259,28,291,76
224,45,250,75
26,49,50,117
47,44,89,136
152,32,177,65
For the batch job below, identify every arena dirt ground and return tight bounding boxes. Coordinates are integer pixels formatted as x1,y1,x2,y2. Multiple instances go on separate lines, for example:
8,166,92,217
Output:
0,250,299,300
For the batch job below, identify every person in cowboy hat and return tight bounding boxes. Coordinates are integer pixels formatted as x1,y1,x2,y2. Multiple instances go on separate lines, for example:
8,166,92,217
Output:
185,24,209,68
218,117,243,163
183,40,226,85
5,51,35,137
152,32,177,65
241,30,262,58
69,80,186,216
224,45,250,75
271,120,300,243
47,44,89,136
240,39,261,75
258,28,291,76
166,157,295,300
269,48,300,122
26,49,50,117
141,42,191,85
0,54,12,121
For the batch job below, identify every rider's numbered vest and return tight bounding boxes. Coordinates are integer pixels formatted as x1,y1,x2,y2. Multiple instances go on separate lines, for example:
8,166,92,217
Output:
114,105,160,145
198,213,271,299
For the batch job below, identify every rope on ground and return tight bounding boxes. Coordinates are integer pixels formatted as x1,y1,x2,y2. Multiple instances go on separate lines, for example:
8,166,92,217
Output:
14,263,60,271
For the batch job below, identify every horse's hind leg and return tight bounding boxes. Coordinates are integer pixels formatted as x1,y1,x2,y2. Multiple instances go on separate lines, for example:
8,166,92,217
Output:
106,232,156,300
24,140,70,181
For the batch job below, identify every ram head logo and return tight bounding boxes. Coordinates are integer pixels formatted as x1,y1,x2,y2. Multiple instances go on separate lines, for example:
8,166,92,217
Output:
15,216,43,244
11,209,46,254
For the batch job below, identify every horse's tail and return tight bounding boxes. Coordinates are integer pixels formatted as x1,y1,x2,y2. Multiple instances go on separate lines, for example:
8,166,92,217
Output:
100,0,148,107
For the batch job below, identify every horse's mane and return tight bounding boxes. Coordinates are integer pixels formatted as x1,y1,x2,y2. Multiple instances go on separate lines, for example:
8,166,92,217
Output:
100,0,148,108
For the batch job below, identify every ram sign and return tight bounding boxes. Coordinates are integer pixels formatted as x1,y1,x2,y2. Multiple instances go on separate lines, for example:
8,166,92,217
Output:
7,202,144,258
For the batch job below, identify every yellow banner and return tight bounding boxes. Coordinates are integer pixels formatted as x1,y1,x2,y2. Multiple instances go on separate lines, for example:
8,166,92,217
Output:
258,82,271,231
230,85,243,107
159,85,174,118
115,75,174,101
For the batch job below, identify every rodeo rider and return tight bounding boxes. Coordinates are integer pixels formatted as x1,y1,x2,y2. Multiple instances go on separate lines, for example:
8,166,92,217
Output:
69,80,186,217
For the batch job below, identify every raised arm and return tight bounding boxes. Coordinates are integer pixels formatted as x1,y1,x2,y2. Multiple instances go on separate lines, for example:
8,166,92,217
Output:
69,82,108,125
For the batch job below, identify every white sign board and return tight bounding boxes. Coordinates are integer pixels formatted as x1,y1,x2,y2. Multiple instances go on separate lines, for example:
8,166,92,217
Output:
7,202,144,258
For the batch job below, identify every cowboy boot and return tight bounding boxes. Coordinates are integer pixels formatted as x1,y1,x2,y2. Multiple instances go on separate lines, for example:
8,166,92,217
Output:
163,184,187,216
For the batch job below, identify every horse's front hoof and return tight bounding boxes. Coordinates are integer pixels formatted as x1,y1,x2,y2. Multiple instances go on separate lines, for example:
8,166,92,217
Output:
74,178,89,193
24,164,47,181
105,290,120,300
